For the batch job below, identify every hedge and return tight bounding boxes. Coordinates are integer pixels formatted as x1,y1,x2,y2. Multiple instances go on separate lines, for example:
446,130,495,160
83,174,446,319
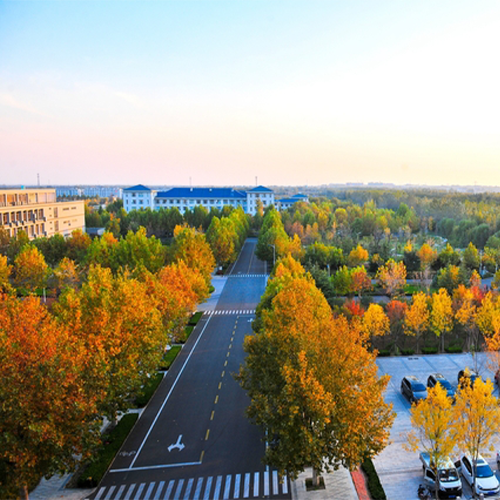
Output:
159,345,182,370
189,311,203,326
361,457,387,500
76,413,139,488
134,373,164,408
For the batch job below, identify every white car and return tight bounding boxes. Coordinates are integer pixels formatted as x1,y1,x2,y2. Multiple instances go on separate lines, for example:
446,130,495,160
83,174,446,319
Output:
459,454,500,497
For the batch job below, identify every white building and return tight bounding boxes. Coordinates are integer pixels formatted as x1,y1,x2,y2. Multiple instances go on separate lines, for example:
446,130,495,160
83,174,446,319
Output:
122,185,275,215
277,193,309,211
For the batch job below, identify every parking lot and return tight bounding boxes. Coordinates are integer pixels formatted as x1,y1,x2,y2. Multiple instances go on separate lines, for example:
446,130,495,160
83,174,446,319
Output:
374,352,500,500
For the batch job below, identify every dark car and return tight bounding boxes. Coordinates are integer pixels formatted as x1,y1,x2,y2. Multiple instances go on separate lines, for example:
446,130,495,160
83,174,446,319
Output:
427,373,456,399
401,375,428,403
458,368,481,388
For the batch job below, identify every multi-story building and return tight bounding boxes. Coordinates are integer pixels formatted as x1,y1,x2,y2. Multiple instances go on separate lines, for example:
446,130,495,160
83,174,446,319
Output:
276,193,309,211
0,188,85,239
122,184,275,215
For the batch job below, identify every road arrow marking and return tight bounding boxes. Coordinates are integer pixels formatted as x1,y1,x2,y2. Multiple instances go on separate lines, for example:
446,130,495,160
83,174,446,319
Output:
167,434,185,452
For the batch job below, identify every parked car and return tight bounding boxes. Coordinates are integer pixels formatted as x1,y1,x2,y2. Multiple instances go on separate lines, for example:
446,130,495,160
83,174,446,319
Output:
457,368,480,388
420,452,462,498
401,376,428,403
458,454,500,497
427,373,456,399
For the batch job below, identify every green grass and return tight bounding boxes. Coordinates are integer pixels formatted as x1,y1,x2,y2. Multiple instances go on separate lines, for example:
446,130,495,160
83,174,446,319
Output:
134,373,164,408
188,311,203,326
76,413,139,488
159,345,182,370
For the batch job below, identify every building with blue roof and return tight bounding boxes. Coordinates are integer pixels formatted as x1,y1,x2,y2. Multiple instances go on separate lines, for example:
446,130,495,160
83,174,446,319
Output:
277,193,309,211
122,185,275,215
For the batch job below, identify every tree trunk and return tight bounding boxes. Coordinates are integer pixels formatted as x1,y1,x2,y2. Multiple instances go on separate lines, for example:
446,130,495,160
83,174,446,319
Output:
312,467,319,488
20,484,29,500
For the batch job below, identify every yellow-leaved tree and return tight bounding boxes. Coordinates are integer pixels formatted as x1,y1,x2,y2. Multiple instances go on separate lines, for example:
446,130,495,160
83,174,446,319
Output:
453,378,500,499
405,292,430,353
404,384,455,500
430,288,453,353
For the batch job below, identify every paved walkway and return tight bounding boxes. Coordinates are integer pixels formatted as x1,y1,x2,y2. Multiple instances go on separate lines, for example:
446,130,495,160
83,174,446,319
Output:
291,467,360,500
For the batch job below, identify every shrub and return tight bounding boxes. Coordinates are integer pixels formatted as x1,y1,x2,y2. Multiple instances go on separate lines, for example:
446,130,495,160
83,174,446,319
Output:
179,325,194,343
76,414,139,488
134,373,164,408
401,348,415,356
159,345,182,370
361,457,386,500
188,312,203,326
445,344,463,353
377,350,391,357
421,346,438,355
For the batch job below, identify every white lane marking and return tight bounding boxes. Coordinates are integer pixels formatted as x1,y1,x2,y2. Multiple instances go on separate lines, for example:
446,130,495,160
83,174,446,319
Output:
263,469,269,496
115,484,126,500
193,477,204,500
110,460,201,473
144,482,155,500
164,480,175,500
203,477,213,500
94,487,106,500
214,475,223,499
233,474,241,499
123,484,136,500
183,478,194,499
133,483,146,500
103,485,115,500
243,473,250,498
153,481,165,500
173,479,184,500
253,472,259,497
127,314,213,469
223,475,231,499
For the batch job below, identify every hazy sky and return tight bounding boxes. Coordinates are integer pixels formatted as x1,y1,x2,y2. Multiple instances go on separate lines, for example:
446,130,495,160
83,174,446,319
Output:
1,1,500,187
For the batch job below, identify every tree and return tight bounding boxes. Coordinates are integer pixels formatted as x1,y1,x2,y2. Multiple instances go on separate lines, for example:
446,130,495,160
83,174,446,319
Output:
362,303,390,342
347,244,369,267
13,244,49,294
239,273,394,484
0,254,12,293
435,265,466,294
386,300,408,353
430,288,453,352
0,295,101,499
376,259,407,298
49,257,80,296
350,266,372,298
463,242,480,271
405,292,430,353
404,384,455,500
332,265,353,296
453,378,500,498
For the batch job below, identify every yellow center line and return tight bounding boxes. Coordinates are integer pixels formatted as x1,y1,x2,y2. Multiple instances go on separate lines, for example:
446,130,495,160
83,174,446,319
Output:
215,395,219,404
218,382,222,390
222,370,225,377
211,411,215,420
200,450,205,462
224,360,228,367
227,351,230,357
229,343,232,349
205,429,210,440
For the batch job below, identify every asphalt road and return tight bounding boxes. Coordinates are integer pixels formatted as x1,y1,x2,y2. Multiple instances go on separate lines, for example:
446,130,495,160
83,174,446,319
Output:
90,239,291,500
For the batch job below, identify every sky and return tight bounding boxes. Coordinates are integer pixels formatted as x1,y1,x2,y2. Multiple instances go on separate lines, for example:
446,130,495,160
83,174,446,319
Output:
1,1,500,188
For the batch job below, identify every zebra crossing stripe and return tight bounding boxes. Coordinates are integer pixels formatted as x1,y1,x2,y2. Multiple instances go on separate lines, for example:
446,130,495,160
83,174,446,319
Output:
243,473,250,498
115,485,126,500
133,483,146,500
233,474,241,499
93,471,289,500
104,486,116,500
203,476,212,500
173,478,184,500
123,483,135,500
153,481,165,500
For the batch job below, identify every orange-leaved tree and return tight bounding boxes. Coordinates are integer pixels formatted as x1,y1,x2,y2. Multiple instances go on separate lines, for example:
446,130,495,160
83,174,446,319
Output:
404,291,430,353
376,259,407,298
13,244,49,294
0,295,101,500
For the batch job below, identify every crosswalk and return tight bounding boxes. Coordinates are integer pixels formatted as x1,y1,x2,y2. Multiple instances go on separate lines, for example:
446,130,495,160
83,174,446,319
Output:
205,310,255,316
91,470,289,500
228,274,268,278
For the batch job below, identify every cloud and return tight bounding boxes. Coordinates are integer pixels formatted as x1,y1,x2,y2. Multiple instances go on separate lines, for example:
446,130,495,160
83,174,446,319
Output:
0,92,43,116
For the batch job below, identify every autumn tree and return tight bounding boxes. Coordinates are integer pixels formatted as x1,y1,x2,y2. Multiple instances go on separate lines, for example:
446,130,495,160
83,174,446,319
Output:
453,378,500,498
454,285,481,353
0,254,12,293
12,244,49,294
405,384,455,500
239,264,394,484
386,300,408,353
430,288,453,352
347,244,369,267
405,292,430,353
169,225,215,286
416,242,437,290
376,259,407,298
48,257,80,296
350,266,372,298
0,295,101,499
362,303,390,343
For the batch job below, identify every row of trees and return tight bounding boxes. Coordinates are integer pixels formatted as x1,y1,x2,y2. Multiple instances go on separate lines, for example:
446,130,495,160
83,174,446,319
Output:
407,380,500,499
238,256,395,484
0,225,215,498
